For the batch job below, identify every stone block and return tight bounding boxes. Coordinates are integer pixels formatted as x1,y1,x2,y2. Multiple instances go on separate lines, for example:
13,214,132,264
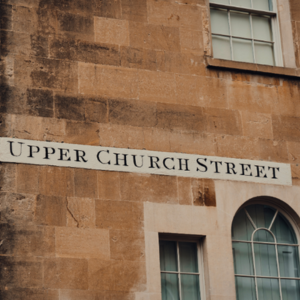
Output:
287,141,300,164
99,123,145,149
55,94,85,121
272,115,300,143
98,171,121,200
95,17,129,46
143,128,171,152
129,22,180,52
50,37,120,66
56,227,110,259
120,46,157,71
156,103,207,132
95,0,122,19
228,82,276,114
175,74,199,106
95,200,144,230
95,291,135,300
39,166,74,197
241,111,273,140
12,5,38,34
65,120,100,145
0,287,59,300
291,0,300,21
26,88,54,118
74,169,98,198
59,289,96,300
66,197,95,228
122,0,147,22
78,62,97,95
120,173,178,204
109,98,157,127
16,164,39,194
0,224,55,257
205,107,242,136
85,97,108,123
148,0,201,29
57,11,94,41
198,76,228,109
0,85,27,115
44,258,88,289
0,163,16,192
35,195,67,227
88,259,146,292
178,177,193,205
139,70,176,104
180,27,203,54
0,192,35,225
0,4,12,30
0,256,43,288
110,230,145,261
258,139,289,163
216,135,261,160
14,56,78,92
36,7,57,35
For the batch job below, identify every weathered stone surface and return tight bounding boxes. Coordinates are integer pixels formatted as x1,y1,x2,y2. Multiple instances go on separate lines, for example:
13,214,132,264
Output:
109,99,157,127
95,17,129,46
26,88,54,117
122,0,147,22
55,94,85,121
88,259,146,292
129,22,180,52
66,197,95,228
287,141,300,163
110,230,145,261
156,103,207,132
50,37,120,66
74,169,98,198
35,195,67,227
272,115,300,142
56,227,109,258
258,139,289,163
191,179,216,206
180,27,203,54
85,97,108,123
0,163,16,192
0,4,12,30
120,173,178,204
0,85,27,115
59,289,96,300
178,177,192,205
16,164,39,194
98,171,121,201
12,5,38,34
0,287,59,300
95,200,143,230
44,258,88,289
39,166,74,197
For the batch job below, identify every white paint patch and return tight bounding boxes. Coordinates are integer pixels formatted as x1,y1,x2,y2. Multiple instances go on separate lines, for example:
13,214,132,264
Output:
0,137,292,186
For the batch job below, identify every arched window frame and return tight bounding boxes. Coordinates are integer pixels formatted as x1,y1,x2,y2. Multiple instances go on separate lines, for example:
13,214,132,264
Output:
232,202,300,300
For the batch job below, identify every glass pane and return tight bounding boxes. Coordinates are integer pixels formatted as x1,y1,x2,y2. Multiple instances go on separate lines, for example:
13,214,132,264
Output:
255,42,274,66
271,213,297,244
257,278,280,300
235,276,256,300
232,209,254,241
181,274,201,300
161,273,180,300
232,242,254,275
160,241,178,272
210,9,229,35
254,243,278,276
278,245,300,278
179,242,198,273
253,16,272,42
253,230,275,243
281,280,300,300
233,38,253,63
210,0,230,4
246,205,276,229
231,0,251,8
253,0,272,11
212,36,231,60
231,12,251,39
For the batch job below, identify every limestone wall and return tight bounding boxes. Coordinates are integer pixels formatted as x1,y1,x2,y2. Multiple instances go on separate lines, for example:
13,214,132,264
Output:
1,0,300,299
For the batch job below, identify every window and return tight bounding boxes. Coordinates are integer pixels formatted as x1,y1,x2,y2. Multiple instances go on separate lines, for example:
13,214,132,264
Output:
159,237,204,300
209,0,283,66
232,204,300,300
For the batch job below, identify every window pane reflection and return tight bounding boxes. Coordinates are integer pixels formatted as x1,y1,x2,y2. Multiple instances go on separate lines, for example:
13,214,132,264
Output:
235,276,256,300
212,36,231,60
257,278,280,300
232,38,253,63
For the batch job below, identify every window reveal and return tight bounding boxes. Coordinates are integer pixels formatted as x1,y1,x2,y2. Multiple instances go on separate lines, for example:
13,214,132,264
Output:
232,204,300,300
209,0,283,66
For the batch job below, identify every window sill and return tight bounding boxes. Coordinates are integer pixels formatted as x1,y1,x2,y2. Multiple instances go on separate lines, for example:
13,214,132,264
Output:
205,57,300,78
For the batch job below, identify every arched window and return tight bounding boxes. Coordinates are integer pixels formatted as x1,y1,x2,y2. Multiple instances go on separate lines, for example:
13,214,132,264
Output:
232,204,300,300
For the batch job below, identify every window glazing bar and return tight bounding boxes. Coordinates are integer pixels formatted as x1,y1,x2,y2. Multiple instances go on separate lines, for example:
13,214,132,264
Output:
235,275,300,280
212,33,275,44
210,2,276,16
161,271,200,275
232,240,299,246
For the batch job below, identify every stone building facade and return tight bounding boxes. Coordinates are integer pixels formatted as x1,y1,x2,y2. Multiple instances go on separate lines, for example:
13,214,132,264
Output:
1,0,300,299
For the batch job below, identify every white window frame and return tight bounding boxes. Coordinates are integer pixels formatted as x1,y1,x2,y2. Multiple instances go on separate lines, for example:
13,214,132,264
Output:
209,0,284,67
159,235,206,300
232,205,300,300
